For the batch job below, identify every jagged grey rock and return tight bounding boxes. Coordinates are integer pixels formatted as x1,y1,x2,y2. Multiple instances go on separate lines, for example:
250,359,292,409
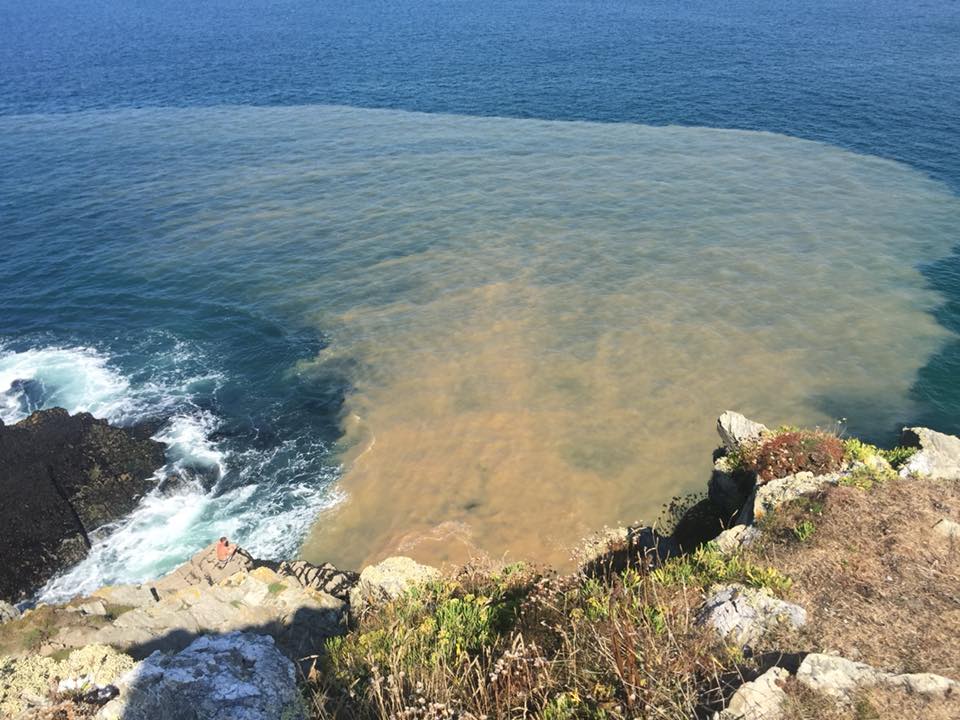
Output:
699,584,806,648
350,556,440,610
717,411,768,453
933,518,960,541
275,559,358,602
715,666,789,720
0,408,166,602
899,427,960,480
97,631,304,720
713,525,760,555
737,471,839,525
797,653,960,701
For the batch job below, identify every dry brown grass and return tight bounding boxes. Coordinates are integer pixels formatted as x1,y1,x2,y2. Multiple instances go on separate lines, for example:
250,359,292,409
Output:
746,477,960,676
780,677,960,720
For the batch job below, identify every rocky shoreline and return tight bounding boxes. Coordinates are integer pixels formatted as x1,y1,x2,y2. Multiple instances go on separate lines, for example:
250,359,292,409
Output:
0,408,167,603
2,410,959,719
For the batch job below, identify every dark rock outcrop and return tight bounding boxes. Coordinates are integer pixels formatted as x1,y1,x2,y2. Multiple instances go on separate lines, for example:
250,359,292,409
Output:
0,408,166,602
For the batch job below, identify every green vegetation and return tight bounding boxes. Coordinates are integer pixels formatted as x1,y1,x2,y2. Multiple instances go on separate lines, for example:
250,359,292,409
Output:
309,560,733,719
792,519,816,542
879,446,917,470
843,438,917,471
650,545,792,595
268,582,288,595
839,461,896,491
843,438,879,463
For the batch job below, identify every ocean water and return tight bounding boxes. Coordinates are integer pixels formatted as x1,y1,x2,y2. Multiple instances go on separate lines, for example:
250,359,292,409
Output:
1,0,959,597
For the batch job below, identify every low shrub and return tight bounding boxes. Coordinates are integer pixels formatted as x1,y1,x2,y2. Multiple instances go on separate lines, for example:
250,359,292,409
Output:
749,430,844,482
843,438,880,463
839,464,893,491
308,562,733,719
650,545,792,595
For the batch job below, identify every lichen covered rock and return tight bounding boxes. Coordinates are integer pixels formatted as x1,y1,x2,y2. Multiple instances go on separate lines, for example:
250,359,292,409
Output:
699,584,806,648
0,644,134,718
349,556,440,610
98,631,304,720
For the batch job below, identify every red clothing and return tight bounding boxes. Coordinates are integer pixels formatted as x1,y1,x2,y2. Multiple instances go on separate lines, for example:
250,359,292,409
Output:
216,541,231,562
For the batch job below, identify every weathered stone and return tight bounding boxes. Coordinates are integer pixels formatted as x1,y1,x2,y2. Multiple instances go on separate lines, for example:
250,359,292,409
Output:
46,565,347,660
933,518,960,541
888,672,960,699
66,599,107,616
797,653,960,701
575,527,632,576
699,584,806,648
737,471,839,525
714,525,760,555
718,411,768,453
899,427,960,480
275,559,358,602
153,541,255,592
796,653,881,699
97,632,304,720
350,556,440,610
0,408,166,602
716,666,789,720
0,600,20,624
91,584,160,609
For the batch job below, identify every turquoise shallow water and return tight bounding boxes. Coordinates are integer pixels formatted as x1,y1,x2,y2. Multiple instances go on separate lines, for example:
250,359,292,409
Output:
2,105,959,586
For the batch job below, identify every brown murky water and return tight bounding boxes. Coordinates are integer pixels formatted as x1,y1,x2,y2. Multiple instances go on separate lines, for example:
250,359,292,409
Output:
290,108,957,570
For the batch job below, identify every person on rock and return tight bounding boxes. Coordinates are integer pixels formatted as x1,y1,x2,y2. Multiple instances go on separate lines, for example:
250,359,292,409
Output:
215,536,238,567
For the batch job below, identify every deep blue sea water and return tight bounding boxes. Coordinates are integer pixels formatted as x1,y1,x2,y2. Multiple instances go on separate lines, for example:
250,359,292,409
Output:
1,0,959,594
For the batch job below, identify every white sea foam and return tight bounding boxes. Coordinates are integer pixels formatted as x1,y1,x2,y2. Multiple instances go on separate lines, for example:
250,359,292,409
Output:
0,346,134,424
0,341,339,603
152,412,226,481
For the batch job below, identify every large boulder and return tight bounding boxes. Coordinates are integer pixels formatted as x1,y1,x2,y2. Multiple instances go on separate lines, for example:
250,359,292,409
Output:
699,584,806,648
97,632,304,720
0,408,166,602
717,411,768,453
899,427,960,480
710,412,768,516
350,556,440,610
713,524,760,555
